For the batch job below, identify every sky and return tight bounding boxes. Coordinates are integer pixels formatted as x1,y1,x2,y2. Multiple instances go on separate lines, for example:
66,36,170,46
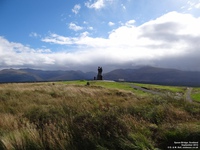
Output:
0,0,200,72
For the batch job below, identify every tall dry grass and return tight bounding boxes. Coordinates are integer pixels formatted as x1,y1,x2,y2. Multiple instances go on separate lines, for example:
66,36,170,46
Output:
0,82,199,149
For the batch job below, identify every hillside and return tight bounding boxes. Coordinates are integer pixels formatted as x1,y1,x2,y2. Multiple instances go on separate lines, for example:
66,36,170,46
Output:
1,67,200,86
104,66,200,86
0,81,199,149
0,68,96,83
0,69,40,82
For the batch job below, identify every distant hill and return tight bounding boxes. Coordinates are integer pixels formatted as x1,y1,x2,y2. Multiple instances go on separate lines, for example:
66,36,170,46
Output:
19,69,96,81
0,68,96,83
0,67,200,86
0,69,40,82
104,66,200,86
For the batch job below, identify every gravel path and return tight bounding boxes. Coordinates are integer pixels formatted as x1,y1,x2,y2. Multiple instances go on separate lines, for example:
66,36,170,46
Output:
127,83,193,102
185,87,193,102
128,84,165,96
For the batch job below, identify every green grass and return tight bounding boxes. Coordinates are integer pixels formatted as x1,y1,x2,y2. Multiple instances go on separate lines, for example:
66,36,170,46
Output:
62,80,185,94
62,80,89,85
191,88,200,102
63,80,132,90
134,83,185,93
0,82,199,150
63,80,152,97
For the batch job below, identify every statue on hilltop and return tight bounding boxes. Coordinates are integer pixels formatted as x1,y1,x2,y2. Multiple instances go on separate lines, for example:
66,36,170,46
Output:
97,66,103,80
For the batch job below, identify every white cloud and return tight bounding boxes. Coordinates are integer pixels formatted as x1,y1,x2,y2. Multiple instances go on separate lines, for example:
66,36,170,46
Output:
186,0,200,10
121,4,126,10
1,12,200,71
0,36,54,68
125,20,135,26
83,21,88,24
85,0,104,10
42,33,75,45
85,0,113,10
69,22,83,31
88,26,94,30
108,21,115,26
41,12,200,71
72,4,81,14
195,2,200,8
29,32,41,38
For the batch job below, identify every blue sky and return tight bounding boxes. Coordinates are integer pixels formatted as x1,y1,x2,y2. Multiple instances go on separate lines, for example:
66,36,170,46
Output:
0,0,200,72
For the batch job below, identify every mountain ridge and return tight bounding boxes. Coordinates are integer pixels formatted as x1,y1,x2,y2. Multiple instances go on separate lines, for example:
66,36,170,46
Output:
0,66,200,86
104,67,200,86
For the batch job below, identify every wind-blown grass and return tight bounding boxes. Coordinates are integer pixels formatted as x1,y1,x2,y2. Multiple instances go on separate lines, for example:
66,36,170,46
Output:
0,82,199,149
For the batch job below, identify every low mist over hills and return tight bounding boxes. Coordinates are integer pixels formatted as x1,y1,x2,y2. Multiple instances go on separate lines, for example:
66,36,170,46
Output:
0,66,200,86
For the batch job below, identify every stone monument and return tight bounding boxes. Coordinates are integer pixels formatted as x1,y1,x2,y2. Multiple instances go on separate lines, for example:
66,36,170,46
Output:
97,66,103,80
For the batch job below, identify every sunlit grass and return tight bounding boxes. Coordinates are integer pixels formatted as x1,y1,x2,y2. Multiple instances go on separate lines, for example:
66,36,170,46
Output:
63,80,133,90
191,88,200,102
134,83,186,93
0,82,199,149
62,80,88,85
63,80,151,97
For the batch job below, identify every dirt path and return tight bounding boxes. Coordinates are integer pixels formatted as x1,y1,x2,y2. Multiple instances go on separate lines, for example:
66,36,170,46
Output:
128,84,165,96
185,87,193,102
128,84,194,102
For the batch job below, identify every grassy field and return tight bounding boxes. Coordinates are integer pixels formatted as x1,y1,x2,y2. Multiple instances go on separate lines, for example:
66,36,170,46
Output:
134,83,186,93
0,81,199,150
191,88,200,102
63,80,156,97
63,80,133,91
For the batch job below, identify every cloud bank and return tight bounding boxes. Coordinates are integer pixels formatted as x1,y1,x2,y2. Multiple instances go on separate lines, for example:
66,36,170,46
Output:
0,12,200,72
